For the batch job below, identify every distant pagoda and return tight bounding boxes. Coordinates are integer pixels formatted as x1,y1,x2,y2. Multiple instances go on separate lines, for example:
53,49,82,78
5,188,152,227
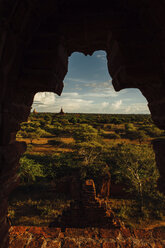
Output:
33,108,37,114
59,107,65,115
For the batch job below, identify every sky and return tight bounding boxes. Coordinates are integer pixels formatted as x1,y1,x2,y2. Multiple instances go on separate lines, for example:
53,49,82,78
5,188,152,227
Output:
32,51,150,114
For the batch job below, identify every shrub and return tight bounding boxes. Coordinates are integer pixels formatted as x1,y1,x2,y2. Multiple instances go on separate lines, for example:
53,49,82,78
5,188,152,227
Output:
74,124,99,142
19,157,45,183
37,128,51,137
145,126,164,137
107,143,165,217
100,130,120,139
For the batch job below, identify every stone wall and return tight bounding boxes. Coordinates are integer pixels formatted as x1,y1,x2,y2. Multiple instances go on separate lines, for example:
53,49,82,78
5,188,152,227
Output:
153,139,165,194
9,226,165,248
50,180,122,229
0,1,165,247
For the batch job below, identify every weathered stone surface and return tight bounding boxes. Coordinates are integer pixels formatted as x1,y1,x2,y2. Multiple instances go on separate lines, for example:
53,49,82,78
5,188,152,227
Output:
152,226,165,240
62,238,79,248
64,228,98,239
120,227,132,239
50,179,123,228
110,183,128,198
26,237,45,248
99,228,120,239
117,239,133,248
102,241,117,248
154,241,165,248
46,240,61,248
80,240,101,248
9,226,165,248
54,175,81,199
153,138,165,193
133,229,153,240
1,1,165,247
96,165,111,199
28,227,61,239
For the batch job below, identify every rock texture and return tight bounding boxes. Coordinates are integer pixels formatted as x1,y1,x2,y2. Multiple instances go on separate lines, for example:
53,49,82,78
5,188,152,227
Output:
153,139,165,194
54,174,81,200
9,225,165,248
1,1,165,247
97,166,111,199
50,180,122,228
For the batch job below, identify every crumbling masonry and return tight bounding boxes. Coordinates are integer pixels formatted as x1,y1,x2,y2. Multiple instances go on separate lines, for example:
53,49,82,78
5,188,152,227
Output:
0,1,165,247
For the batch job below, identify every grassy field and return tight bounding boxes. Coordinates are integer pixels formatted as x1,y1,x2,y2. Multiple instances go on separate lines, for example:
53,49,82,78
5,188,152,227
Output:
9,183,165,228
8,113,165,228
8,183,72,226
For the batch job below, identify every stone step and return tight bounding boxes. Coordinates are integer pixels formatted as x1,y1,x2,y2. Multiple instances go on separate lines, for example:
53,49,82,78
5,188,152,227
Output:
82,195,96,199
82,191,96,194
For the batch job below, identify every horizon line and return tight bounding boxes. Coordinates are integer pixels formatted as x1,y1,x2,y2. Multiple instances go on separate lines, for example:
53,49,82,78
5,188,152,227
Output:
31,111,150,115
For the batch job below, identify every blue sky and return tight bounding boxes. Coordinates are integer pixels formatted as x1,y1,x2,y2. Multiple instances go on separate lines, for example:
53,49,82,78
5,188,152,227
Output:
32,51,150,114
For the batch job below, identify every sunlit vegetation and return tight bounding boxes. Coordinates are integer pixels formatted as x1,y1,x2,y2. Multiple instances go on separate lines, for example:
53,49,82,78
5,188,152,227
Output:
8,113,165,227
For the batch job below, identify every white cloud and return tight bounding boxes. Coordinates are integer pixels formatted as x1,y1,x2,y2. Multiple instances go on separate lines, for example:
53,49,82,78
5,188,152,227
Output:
32,90,149,114
124,103,149,114
75,85,82,91
111,100,122,110
108,101,149,114
62,92,79,97
85,91,118,98
102,102,109,108
84,82,98,88
83,80,112,88
33,91,95,113
64,78,113,88
95,54,106,61
57,98,94,112
65,77,96,84
33,92,55,107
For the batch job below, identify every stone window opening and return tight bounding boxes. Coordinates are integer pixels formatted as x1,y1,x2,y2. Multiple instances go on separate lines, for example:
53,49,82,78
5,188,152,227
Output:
1,2,165,245
7,51,164,232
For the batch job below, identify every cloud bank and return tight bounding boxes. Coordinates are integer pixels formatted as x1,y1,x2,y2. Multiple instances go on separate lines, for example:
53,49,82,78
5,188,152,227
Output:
32,90,149,114
32,51,149,114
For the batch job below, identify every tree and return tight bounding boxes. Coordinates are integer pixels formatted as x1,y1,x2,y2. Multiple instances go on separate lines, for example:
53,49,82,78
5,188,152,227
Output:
108,143,160,213
27,131,40,144
100,130,120,139
76,141,104,166
145,126,164,138
126,129,148,143
136,130,148,144
69,117,77,124
43,114,52,124
124,123,148,142
74,124,99,143
19,157,45,183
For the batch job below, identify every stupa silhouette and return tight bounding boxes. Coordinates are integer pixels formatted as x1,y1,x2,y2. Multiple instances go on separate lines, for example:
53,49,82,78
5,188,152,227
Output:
59,107,64,115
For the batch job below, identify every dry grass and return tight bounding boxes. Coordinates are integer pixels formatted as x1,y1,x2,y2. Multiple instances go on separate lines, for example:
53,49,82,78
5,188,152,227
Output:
60,137,75,144
103,124,125,129
17,137,75,144
8,184,72,226
32,146,73,154
103,138,151,145
103,138,137,144
17,136,151,154
103,131,116,134
17,138,48,144
107,198,165,229
17,137,74,154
